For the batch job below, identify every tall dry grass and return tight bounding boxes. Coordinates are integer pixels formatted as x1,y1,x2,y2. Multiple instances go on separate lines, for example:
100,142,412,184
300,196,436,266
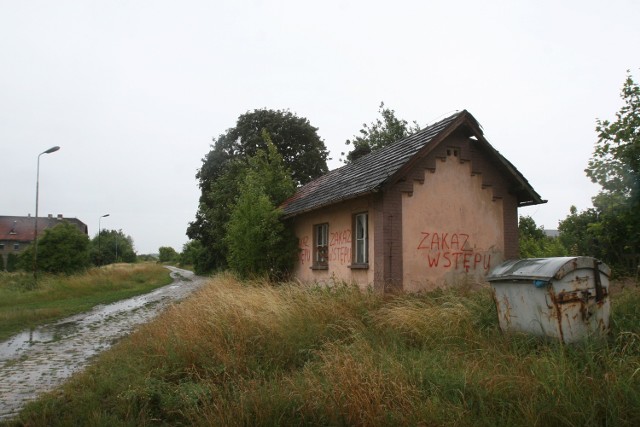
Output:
13,274,640,426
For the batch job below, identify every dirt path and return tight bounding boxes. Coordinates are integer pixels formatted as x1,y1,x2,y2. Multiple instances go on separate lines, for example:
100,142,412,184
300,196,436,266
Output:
0,267,208,421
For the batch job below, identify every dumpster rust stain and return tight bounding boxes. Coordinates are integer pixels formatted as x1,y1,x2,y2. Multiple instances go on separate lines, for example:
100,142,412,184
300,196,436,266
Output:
491,288,513,328
546,282,609,343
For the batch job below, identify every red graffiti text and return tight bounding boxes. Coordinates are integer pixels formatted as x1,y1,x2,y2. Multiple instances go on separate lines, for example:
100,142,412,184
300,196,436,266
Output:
417,231,491,272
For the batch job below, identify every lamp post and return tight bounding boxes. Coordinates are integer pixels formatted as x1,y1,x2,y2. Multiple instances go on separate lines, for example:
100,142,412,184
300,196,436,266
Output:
33,146,60,280
98,214,109,266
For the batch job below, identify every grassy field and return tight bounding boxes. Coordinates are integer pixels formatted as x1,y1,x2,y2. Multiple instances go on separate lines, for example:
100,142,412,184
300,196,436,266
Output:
0,263,173,342
9,274,640,426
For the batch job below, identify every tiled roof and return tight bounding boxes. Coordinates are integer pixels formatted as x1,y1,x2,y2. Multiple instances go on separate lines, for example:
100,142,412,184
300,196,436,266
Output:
0,215,88,242
282,110,544,217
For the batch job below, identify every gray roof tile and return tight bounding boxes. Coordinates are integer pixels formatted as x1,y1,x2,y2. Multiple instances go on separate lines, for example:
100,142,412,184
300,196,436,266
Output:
282,110,543,217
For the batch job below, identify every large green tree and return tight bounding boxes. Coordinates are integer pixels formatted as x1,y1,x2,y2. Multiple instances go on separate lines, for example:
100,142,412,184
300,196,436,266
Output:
90,229,136,265
188,109,328,273
19,221,90,274
343,102,420,162
586,71,640,203
559,71,640,273
225,135,297,279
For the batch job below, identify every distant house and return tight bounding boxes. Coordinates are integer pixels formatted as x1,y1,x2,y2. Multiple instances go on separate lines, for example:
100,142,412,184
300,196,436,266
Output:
281,110,545,292
0,214,88,269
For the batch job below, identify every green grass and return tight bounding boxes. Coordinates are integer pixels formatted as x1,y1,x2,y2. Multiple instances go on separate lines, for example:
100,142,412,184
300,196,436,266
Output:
8,275,640,426
0,263,173,342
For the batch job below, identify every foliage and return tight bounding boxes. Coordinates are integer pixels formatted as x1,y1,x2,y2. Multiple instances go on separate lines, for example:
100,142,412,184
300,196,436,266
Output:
189,160,246,272
18,221,90,274
559,71,640,273
558,206,600,256
6,253,19,272
158,246,178,263
0,254,5,271
586,71,640,202
518,215,546,241
343,101,420,162
188,109,328,273
16,274,640,426
197,108,328,188
0,264,172,341
225,133,298,279
178,240,203,269
518,215,567,258
90,229,136,266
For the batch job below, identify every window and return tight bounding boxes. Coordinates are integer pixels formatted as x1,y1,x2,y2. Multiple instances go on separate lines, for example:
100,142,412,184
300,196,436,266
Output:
0,243,4,250
313,223,328,268
13,243,20,251
354,212,368,265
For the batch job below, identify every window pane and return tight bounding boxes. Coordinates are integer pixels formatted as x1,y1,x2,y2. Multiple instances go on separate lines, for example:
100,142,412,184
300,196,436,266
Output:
356,215,365,238
356,240,364,263
315,223,328,266
355,213,368,264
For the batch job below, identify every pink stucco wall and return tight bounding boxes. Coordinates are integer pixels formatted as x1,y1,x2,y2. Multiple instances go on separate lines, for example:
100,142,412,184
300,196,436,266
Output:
290,152,510,291
291,196,375,288
401,156,505,291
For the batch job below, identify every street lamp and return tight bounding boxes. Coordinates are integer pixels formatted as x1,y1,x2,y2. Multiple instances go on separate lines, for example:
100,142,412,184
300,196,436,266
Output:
33,146,60,280
98,214,109,265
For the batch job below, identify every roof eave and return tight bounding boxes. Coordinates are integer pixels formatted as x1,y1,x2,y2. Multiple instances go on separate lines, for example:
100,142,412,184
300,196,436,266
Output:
282,187,380,219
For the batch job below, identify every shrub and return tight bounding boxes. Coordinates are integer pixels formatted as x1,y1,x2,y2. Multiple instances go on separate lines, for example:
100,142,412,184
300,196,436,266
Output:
19,221,90,274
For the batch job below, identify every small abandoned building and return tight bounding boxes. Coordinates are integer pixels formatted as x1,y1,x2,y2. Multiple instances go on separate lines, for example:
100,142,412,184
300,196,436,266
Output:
281,110,545,292
0,214,88,269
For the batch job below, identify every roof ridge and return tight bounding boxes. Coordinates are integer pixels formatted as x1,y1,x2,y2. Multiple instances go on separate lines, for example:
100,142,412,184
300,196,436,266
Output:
281,110,468,217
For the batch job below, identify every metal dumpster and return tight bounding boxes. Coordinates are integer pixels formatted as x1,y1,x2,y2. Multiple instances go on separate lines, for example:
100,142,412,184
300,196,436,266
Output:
487,257,610,343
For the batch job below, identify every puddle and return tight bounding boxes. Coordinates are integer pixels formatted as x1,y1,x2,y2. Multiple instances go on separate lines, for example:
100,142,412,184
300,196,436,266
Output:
0,267,208,421
0,321,81,362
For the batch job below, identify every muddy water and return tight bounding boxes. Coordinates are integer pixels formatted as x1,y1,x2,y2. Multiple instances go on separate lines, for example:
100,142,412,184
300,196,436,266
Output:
0,267,208,421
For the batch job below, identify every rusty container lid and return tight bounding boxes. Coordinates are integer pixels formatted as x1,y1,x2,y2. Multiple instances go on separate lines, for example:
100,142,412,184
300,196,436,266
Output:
487,256,611,283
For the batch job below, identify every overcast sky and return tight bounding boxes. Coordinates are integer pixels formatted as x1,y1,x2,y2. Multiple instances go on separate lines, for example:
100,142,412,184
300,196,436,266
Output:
2,0,639,254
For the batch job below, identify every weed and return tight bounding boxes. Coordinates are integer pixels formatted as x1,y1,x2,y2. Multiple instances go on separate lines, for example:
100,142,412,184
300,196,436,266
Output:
11,274,640,426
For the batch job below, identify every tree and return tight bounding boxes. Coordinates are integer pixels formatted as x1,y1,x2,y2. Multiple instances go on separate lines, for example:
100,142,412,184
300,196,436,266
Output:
188,109,329,273
586,71,640,203
90,229,136,266
19,221,90,274
179,240,203,269
158,246,178,263
225,133,298,279
197,108,329,188
579,71,640,272
518,215,567,258
343,102,420,162
6,253,19,272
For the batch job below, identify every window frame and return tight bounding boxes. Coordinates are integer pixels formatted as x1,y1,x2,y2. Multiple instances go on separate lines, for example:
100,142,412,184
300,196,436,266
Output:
312,223,329,269
351,212,369,268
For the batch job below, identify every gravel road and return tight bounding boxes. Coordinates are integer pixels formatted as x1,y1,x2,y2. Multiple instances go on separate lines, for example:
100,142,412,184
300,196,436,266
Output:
0,266,208,421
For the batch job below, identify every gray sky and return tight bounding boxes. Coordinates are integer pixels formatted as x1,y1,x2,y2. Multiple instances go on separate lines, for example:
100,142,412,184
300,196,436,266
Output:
2,0,638,254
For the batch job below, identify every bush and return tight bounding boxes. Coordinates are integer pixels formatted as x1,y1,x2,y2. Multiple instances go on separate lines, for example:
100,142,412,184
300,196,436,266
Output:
158,246,178,263
7,253,19,272
19,221,90,274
